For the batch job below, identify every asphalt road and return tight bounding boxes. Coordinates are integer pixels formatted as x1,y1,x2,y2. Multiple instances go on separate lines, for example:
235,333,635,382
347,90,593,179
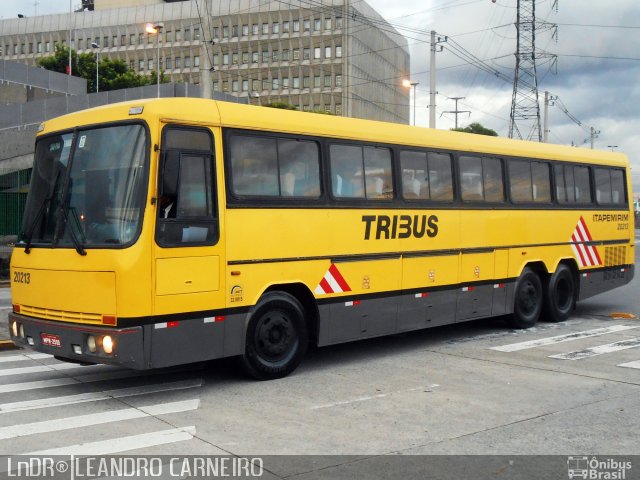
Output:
0,233,637,478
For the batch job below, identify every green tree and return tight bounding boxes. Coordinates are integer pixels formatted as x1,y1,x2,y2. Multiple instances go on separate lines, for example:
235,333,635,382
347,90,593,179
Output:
452,122,498,137
38,44,167,93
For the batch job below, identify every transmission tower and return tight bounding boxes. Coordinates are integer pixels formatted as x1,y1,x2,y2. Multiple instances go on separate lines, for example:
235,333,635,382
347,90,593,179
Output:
509,0,543,141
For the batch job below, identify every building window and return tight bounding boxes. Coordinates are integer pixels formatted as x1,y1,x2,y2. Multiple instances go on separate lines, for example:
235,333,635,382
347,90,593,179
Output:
231,25,238,38
314,75,321,88
271,78,278,90
194,27,201,40
336,17,343,29
176,29,182,41
185,56,191,68
213,54,219,66
252,79,260,91
303,76,310,88
252,24,259,35
314,47,321,59
222,81,228,92
148,59,153,70
232,53,238,64
272,50,279,62
129,59,135,70
112,35,117,47
166,57,172,69
283,77,289,88
212,27,218,39
292,49,300,60
283,21,290,33
121,34,126,45
336,46,342,58
324,75,331,87
262,23,269,34
262,50,269,63
273,23,280,34
293,76,300,88
242,51,248,64
232,80,239,92
303,48,310,60
325,18,332,30
175,57,181,68
242,24,249,36
104,36,109,47
45,42,50,52
262,79,269,90
325,105,332,113
315,19,321,31
335,74,342,87
293,20,300,32
325,46,332,58
242,79,248,91
252,52,259,63
213,81,219,91
37,42,42,53
185,28,191,41
139,59,145,71
223,26,229,38
222,53,229,65
194,55,200,67
130,34,136,45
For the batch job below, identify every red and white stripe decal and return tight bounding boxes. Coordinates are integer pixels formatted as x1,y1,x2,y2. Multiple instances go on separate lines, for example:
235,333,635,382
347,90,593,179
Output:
493,283,505,289
314,264,352,295
155,321,180,329
204,316,225,324
415,293,428,298
461,286,475,292
570,217,602,267
345,300,361,307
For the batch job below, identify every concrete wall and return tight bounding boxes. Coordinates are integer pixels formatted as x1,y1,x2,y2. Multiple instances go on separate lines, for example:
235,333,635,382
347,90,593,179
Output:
0,60,86,96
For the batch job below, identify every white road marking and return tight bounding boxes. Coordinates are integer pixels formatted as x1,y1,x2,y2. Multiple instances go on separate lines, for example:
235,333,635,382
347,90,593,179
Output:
550,337,640,360
0,353,51,364
0,362,106,378
0,378,203,414
0,399,200,440
489,325,639,352
0,370,142,393
617,360,640,369
311,384,440,410
22,426,197,456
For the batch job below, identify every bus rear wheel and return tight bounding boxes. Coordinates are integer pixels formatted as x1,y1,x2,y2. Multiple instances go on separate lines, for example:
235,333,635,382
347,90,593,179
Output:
542,264,576,322
507,267,543,329
241,292,308,380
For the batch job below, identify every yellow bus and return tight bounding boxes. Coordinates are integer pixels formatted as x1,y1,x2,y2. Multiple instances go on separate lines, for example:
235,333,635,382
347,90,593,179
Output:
8,98,635,379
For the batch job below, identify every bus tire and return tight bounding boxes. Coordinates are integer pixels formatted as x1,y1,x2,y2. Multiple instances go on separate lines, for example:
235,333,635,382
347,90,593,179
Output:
542,264,575,323
241,292,308,380
507,267,543,329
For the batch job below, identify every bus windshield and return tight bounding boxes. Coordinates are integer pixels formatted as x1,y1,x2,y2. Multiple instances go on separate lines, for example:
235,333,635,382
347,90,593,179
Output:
20,123,148,250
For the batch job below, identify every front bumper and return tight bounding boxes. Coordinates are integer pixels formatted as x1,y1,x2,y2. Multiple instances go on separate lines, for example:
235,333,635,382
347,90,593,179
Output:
8,312,145,369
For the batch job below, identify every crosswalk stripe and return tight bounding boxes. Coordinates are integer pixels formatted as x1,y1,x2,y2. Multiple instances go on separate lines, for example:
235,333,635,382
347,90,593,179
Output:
0,370,142,393
549,337,640,360
0,399,200,440
22,426,197,456
617,360,640,369
489,325,639,352
0,362,106,378
0,353,51,364
0,379,203,414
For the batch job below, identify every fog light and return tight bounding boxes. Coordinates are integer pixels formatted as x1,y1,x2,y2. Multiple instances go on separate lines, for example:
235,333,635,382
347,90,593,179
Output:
19,324,25,339
11,321,18,338
72,344,82,355
87,335,97,353
102,335,114,354
27,337,34,345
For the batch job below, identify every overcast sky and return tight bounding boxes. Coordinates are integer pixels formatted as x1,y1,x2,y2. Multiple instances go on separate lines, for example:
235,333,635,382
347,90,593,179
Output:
2,0,639,194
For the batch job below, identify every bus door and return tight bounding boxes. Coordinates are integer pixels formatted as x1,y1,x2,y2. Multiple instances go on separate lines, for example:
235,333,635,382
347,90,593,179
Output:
151,124,225,367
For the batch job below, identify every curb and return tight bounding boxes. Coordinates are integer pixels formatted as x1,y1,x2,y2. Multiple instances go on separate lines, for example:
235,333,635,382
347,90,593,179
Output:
0,340,20,351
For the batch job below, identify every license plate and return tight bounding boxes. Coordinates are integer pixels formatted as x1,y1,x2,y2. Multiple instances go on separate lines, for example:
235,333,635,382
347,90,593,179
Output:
41,333,62,348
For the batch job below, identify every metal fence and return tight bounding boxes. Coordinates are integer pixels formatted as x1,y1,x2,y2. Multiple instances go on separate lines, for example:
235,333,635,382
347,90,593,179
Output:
0,169,28,279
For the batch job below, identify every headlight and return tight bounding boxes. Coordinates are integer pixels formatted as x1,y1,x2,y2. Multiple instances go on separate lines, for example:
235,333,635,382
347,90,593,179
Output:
87,335,97,353
102,335,114,354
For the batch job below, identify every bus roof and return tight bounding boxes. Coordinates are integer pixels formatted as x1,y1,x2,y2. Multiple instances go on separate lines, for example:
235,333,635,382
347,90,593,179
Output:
39,97,628,168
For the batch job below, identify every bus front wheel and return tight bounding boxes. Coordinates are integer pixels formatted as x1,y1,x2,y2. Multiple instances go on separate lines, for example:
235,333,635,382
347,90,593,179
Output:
507,267,543,329
241,292,308,380
542,264,576,323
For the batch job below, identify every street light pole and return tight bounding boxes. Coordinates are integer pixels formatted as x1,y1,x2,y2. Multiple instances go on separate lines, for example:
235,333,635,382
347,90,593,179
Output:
146,23,164,98
91,42,99,92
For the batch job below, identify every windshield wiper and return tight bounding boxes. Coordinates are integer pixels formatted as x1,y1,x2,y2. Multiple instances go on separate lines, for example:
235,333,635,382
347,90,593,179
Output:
55,204,87,256
21,197,51,254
